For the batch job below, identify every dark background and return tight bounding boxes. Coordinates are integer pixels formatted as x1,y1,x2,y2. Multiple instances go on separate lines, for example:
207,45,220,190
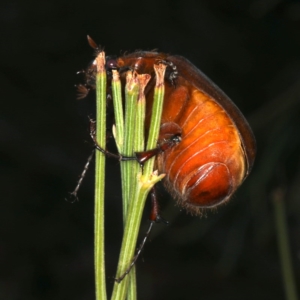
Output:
1,0,300,299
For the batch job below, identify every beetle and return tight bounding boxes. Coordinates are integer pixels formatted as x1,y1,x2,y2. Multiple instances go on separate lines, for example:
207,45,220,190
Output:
96,51,256,215
74,38,256,281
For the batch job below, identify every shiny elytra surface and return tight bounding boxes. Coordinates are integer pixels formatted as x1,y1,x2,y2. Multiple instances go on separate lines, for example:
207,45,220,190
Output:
116,52,256,214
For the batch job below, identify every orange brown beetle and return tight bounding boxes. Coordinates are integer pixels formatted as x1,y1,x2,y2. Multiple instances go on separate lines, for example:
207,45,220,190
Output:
103,51,256,215
75,38,256,282
77,39,256,214
76,37,256,215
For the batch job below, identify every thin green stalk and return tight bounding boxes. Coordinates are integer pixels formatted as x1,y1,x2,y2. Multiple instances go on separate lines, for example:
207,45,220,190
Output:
127,267,137,300
144,64,166,176
134,74,150,152
111,70,128,221
130,74,151,207
111,71,141,299
110,173,165,300
111,65,166,300
126,74,151,300
122,72,139,218
94,52,107,300
111,70,124,154
272,188,298,300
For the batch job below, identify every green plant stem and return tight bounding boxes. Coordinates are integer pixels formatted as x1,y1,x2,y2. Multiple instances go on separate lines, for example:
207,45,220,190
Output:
272,188,298,300
122,73,139,219
110,173,164,300
144,64,166,175
94,52,107,300
111,65,166,300
111,70,128,222
130,74,151,211
134,74,150,153
111,70,124,154
111,185,150,300
112,71,141,299
125,74,150,300
122,73,140,299
127,267,137,300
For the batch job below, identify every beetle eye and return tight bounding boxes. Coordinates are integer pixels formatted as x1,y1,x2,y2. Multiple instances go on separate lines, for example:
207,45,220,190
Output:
106,58,118,70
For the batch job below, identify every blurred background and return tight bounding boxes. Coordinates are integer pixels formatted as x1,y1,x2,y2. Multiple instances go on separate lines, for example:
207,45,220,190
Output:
1,0,300,299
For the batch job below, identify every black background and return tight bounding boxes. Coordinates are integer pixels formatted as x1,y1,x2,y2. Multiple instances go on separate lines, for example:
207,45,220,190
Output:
2,0,300,299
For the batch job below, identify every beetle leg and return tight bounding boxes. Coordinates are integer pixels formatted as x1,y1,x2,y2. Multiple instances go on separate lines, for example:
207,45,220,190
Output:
70,120,181,200
114,221,155,283
90,118,181,164
135,134,181,165
157,59,178,86
70,120,181,201
149,186,169,224
68,119,136,201
68,150,95,202
89,119,137,161
134,148,161,165
115,187,168,283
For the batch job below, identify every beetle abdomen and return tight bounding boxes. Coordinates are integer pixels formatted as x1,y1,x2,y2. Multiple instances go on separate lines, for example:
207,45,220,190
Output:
158,81,246,213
